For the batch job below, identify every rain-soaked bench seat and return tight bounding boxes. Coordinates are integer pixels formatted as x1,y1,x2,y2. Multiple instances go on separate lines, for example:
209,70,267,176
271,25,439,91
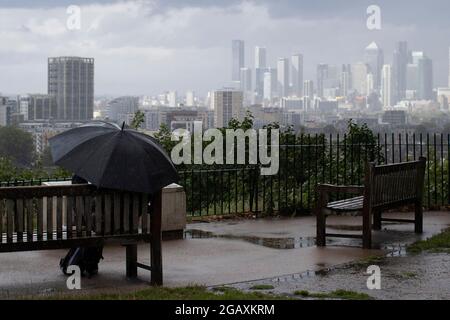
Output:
315,157,426,249
0,184,163,285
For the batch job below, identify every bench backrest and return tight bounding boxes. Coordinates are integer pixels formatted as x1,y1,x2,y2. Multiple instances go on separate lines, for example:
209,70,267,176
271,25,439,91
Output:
0,184,150,244
366,157,426,209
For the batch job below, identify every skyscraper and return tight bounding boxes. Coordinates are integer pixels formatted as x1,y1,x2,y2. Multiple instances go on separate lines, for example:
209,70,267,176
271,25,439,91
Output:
232,40,245,82
255,46,267,69
48,56,94,120
393,41,408,100
316,64,328,98
417,56,433,100
291,54,303,97
381,64,394,108
351,62,369,95
340,64,351,97
263,68,277,101
254,47,267,103
240,67,253,105
448,47,450,88
364,42,384,90
213,89,243,127
277,58,289,98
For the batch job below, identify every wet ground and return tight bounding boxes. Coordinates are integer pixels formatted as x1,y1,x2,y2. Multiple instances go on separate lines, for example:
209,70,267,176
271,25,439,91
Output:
0,211,449,299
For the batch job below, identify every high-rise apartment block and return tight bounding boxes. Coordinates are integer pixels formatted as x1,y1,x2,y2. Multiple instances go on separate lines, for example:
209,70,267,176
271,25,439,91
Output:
48,56,94,121
213,89,243,128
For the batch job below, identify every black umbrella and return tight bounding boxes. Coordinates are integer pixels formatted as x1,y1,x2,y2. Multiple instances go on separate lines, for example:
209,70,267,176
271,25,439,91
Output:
49,122,178,194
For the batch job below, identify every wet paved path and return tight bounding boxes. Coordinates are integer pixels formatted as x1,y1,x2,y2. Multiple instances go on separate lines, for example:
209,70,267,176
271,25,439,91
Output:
0,211,449,298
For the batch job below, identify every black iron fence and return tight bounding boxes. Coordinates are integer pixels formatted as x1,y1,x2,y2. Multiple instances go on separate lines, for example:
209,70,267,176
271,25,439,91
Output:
2,133,450,216
179,133,450,216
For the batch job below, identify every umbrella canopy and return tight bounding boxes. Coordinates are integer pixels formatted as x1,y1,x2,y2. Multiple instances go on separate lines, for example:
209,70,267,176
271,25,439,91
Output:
49,122,178,194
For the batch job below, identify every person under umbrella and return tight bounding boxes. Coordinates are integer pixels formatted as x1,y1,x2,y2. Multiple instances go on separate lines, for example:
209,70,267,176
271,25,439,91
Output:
50,121,178,277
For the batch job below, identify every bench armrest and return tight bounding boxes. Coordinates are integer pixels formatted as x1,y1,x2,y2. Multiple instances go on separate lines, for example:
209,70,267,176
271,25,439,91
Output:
316,184,365,195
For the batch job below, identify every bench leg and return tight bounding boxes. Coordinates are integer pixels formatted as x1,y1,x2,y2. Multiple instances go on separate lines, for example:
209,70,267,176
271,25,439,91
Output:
373,209,382,231
150,190,163,286
362,207,372,249
125,244,138,279
316,208,326,247
415,201,423,234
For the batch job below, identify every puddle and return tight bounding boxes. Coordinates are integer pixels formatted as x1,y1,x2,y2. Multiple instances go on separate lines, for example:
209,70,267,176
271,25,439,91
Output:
185,229,316,249
185,228,415,257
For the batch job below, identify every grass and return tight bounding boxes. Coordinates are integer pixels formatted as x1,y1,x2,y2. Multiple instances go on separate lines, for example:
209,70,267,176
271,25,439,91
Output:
348,255,385,268
294,289,372,300
249,284,275,290
44,285,288,300
407,228,450,254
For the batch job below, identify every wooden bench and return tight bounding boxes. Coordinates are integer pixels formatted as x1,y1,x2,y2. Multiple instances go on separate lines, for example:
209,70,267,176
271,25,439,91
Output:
315,157,426,249
0,184,163,285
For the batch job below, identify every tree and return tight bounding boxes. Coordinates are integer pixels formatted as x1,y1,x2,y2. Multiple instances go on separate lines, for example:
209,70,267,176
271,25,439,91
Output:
0,126,35,166
130,110,145,129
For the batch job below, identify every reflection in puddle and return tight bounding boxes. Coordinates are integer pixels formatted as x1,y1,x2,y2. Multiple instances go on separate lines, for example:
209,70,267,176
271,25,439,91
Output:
185,229,409,256
185,229,316,249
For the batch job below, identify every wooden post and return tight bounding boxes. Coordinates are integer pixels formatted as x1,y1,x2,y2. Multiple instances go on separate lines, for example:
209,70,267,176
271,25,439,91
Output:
362,163,374,249
415,157,426,234
315,189,327,247
373,209,382,231
125,244,138,278
415,201,423,233
150,190,163,286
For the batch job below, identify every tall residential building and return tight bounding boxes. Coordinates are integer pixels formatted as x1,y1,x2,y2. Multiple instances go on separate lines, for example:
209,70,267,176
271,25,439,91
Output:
418,56,433,100
213,89,243,128
393,41,408,100
107,96,139,122
186,91,195,107
303,80,314,98
240,67,253,105
364,42,384,89
255,46,267,69
19,94,57,121
340,64,351,97
277,58,289,98
351,62,369,95
366,73,375,95
168,91,178,107
316,64,328,98
48,56,94,121
232,40,245,82
263,68,277,101
381,64,394,108
291,54,303,97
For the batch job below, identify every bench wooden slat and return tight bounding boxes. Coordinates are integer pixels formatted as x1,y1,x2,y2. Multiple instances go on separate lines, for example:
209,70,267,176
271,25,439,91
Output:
85,196,92,236
26,199,33,242
95,195,102,235
327,196,364,211
76,196,83,237
0,200,4,243
104,194,111,235
132,194,139,234
6,199,14,243
66,196,73,239
113,193,121,234
37,198,43,240
123,193,130,234
16,199,24,242
46,197,53,240
56,197,63,239
141,194,148,234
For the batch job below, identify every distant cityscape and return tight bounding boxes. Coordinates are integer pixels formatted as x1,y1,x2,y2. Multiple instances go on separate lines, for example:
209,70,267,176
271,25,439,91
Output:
1,40,450,155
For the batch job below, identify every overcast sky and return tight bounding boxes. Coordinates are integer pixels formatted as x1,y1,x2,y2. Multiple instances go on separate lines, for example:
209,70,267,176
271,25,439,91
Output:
1,0,449,96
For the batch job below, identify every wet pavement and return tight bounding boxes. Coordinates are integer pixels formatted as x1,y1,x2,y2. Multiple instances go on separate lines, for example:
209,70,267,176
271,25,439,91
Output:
0,211,449,299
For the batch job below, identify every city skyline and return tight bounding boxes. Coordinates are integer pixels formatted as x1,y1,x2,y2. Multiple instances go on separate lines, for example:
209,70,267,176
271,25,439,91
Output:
1,1,450,96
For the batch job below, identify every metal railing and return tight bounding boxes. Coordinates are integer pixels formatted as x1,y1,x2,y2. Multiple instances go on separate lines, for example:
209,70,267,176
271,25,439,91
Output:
2,133,450,216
